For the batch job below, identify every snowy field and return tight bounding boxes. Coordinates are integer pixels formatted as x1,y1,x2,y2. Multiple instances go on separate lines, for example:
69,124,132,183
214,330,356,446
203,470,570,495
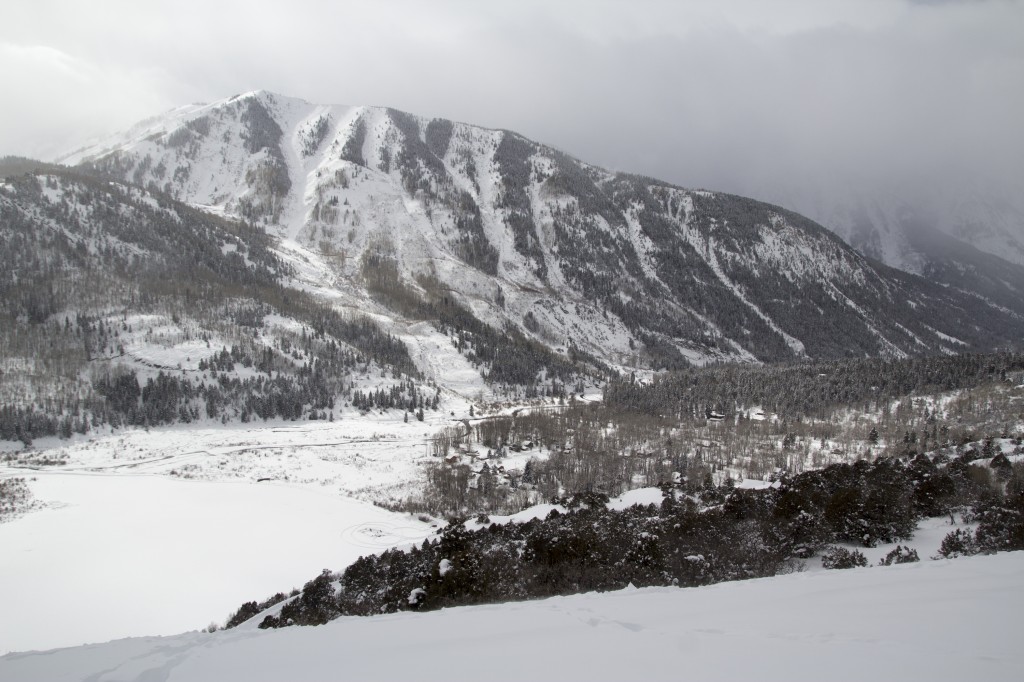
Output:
0,443,989,660
0,404,559,656
0,403,1011,664
0,465,435,655
2,551,1020,682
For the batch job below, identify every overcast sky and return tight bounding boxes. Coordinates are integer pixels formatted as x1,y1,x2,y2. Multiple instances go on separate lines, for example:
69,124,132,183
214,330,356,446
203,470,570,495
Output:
1,0,1022,199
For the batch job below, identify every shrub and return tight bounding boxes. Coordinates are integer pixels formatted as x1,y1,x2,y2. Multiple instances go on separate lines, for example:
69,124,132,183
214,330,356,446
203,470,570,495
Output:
878,545,920,566
936,529,979,558
974,499,1024,553
989,454,1013,481
821,546,868,569
259,569,338,629
224,592,289,629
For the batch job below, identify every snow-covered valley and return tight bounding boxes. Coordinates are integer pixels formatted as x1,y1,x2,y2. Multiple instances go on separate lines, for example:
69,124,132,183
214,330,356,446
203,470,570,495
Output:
0,410,1008,659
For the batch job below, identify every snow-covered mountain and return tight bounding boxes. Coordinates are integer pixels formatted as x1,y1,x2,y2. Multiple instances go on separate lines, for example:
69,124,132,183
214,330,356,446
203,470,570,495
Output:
58,91,1024,367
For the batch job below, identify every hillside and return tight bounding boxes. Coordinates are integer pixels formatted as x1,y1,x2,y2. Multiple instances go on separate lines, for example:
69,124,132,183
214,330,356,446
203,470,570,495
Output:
2,552,1020,681
0,168,465,443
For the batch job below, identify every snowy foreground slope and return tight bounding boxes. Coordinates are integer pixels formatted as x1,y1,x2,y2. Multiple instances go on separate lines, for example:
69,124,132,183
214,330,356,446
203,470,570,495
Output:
2,552,1020,682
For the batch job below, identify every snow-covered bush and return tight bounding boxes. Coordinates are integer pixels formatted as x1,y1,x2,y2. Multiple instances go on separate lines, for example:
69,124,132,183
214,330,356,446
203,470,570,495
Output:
878,545,920,566
259,569,338,629
821,546,868,570
936,529,979,559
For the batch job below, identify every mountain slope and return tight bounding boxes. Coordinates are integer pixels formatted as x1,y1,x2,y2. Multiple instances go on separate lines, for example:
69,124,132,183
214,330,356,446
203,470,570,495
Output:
748,177,1024,319
0,168,444,441
60,91,1024,365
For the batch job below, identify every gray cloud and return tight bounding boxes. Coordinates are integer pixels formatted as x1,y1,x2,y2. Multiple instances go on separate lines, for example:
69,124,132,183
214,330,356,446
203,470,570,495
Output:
1,0,1021,206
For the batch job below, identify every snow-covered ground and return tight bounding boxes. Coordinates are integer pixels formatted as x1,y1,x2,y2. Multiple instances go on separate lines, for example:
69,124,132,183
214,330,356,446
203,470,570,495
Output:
2,551,1020,681
0,454,985,660
0,470,435,656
